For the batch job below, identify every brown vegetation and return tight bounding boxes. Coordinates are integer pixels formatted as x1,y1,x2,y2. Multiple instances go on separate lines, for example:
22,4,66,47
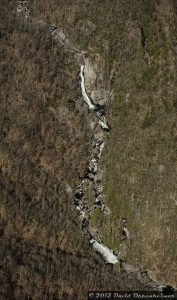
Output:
0,1,159,299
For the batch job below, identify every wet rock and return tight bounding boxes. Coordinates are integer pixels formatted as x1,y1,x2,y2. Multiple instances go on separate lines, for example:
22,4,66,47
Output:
88,160,98,174
91,89,109,106
122,218,127,225
113,249,120,258
94,184,103,196
96,109,105,118
103,206,111,216
86,173,95,181
122,227,130,240
94,171,103,183
92,138,103,148
98,142,105,158
81,217,89,230
95,196,102,206
49,25,57,33
76,205,81,212
91,148,100,158
74,184,84,199
84,58,97,92
94,128,105,139
98,118,111,132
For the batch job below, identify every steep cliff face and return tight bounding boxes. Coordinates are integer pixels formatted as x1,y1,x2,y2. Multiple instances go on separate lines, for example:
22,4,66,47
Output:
0,1,176,299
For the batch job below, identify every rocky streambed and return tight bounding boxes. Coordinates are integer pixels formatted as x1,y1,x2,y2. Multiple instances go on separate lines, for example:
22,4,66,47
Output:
74,63,119,264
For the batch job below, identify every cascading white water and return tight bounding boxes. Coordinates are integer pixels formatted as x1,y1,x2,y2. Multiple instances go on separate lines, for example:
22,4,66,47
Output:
78,65,119,264
90,239,119,264
80,65,96,110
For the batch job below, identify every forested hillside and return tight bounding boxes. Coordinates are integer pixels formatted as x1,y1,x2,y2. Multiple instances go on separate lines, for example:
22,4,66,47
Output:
0,1,176,299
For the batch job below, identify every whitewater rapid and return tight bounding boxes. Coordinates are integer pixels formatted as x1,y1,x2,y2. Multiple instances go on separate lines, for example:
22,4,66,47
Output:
78,64,118,264
80,65,96,110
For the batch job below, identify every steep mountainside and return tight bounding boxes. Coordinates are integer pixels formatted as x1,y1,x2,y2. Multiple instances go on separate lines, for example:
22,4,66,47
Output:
0,0,176,299
81,0,177,287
